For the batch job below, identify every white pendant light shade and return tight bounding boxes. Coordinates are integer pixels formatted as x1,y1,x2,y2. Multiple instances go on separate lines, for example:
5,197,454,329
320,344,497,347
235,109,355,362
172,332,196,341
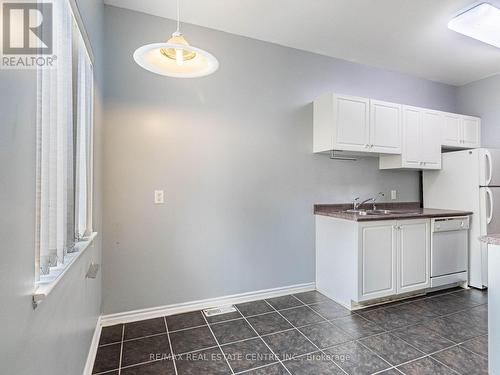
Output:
133,40,219,78
133,0,219,78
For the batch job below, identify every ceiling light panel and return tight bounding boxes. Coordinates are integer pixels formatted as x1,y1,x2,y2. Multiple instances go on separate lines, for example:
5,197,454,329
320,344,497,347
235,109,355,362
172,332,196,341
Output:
448,3,500,48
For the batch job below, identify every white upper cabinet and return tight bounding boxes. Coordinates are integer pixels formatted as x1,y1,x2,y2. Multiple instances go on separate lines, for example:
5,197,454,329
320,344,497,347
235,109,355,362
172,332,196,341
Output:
313,92,481,164
442,112,462,146
401,107,422,167
462,116,481,148
379,106,441,170
370,100,402,154
313,93,401,154
334,95,370,151
441,113,481,149
421,110,442,168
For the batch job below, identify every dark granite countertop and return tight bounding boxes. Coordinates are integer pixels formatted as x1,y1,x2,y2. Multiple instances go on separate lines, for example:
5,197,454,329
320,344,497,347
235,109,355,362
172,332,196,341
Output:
480,235,500,245
314,202,472,222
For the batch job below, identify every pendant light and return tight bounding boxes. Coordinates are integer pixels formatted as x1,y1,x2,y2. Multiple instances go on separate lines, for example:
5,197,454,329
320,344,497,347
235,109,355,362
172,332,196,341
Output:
133,0,219,78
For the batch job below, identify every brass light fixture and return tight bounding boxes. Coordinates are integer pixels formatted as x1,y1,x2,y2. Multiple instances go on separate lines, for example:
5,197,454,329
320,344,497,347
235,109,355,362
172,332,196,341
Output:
133,0,219,78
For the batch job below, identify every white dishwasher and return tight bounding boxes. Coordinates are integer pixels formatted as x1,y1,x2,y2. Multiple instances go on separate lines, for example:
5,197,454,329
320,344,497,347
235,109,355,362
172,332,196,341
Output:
431,216,470,288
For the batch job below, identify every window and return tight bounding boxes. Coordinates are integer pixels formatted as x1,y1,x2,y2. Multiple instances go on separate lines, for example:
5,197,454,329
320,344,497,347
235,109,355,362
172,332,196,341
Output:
35,0,94,283
75,27,94,241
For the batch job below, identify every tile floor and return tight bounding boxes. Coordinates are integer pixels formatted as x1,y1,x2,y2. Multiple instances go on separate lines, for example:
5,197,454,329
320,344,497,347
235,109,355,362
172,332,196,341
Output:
92,287,488,375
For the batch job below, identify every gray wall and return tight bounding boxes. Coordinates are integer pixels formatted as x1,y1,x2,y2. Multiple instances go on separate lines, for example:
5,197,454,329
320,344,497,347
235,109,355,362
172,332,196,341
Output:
457,74,500,148
0,1,103,374
102,5,458,314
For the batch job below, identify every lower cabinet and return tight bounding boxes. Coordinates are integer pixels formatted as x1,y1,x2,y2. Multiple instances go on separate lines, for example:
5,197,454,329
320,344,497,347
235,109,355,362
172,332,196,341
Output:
316,216,432,309
359,219,430,301
398,220,431,294
359,222,398,300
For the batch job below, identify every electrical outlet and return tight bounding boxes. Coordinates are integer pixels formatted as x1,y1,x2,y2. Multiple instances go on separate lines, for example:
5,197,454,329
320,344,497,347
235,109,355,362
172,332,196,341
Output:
154,190,164,204
391,190,397,200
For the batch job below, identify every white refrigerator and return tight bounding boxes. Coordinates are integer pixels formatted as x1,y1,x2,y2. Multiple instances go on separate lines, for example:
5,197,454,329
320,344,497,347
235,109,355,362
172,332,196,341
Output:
424,148,500,289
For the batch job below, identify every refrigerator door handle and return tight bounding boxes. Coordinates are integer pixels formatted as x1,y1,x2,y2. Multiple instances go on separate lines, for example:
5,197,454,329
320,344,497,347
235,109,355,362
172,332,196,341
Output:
486,187,494,224
485,150,493,186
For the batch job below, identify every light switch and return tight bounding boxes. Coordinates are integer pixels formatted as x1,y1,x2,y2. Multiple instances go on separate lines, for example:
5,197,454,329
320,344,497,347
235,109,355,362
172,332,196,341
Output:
391,190,397,200
154,190,164,204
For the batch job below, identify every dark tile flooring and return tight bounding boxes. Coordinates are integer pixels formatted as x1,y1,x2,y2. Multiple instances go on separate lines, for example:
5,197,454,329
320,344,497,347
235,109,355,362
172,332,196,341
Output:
92,288,488,375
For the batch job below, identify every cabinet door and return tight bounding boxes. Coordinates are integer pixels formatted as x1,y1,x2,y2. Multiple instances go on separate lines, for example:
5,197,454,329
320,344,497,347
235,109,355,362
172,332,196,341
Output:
462,116,481,148
398,220,430,294
333,95,370,152
359,222,398,300
370,100,402,154
402,106,422,167
420,111,442,169
442,113,462,147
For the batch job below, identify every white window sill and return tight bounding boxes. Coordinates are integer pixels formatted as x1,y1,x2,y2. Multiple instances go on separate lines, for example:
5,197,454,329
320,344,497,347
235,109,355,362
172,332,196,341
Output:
33,232,98,309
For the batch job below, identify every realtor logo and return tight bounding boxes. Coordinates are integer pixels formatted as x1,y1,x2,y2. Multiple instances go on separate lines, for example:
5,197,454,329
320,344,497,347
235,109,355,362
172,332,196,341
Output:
1,1,55,68
2,2,52,54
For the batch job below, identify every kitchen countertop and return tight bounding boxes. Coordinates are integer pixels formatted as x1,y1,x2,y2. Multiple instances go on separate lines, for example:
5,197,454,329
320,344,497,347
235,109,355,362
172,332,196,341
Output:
314,202,472,222
480,234,500,245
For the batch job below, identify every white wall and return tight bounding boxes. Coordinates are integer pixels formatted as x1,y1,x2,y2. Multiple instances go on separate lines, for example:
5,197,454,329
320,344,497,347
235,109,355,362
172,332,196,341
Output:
0,1,103,374
102,5,458,315
457,74,500,148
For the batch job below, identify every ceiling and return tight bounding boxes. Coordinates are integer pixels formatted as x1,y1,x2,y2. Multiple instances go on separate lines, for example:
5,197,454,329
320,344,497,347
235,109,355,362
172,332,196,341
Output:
104,0,500,86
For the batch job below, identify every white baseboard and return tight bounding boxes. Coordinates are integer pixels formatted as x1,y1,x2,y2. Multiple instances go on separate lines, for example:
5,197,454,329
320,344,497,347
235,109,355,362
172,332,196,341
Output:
83,316,102,375
100,282,316,327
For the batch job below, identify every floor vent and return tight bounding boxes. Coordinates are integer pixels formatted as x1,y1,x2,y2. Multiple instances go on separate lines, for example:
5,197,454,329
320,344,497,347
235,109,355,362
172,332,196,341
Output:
203,305,237,317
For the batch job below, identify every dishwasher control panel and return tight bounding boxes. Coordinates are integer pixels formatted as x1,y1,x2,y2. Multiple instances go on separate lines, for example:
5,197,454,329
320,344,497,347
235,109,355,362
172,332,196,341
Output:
432,216,470,232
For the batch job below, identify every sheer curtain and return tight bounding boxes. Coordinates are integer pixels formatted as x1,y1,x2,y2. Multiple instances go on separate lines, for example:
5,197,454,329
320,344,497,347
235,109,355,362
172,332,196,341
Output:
75,30,93,240
35,0,94,281
36,0,74,278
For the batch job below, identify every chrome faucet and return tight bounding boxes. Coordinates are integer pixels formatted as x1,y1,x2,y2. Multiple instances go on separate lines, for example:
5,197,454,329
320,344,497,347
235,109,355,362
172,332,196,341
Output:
352,197,360,210
353,192,385,210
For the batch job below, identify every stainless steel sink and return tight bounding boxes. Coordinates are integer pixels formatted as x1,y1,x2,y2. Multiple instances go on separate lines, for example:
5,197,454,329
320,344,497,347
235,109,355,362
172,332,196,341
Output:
344,209,393,216
344,209,367,214
366,209,393,215
344,209,422,216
